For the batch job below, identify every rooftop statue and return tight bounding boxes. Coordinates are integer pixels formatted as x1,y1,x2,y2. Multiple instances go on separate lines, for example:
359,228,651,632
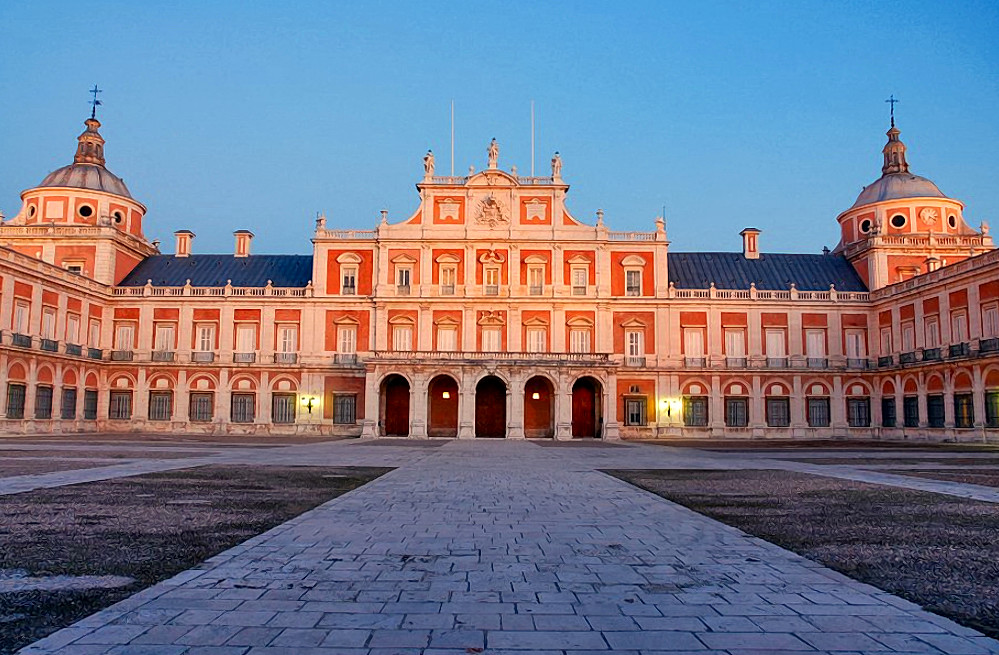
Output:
551,151,562,179
423,150,434,178
487,138,499,169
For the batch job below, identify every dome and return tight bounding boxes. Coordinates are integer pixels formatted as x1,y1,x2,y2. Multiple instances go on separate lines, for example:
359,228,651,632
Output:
38,162,132,199
850,172,946,209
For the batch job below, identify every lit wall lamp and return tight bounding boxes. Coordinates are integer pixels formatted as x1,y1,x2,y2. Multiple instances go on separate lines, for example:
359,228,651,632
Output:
300,394,320,414
442,391,450,399
532,392,540,400
661,397,682,419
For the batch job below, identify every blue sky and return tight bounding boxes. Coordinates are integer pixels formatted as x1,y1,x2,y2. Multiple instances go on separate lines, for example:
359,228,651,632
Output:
2,1,997,255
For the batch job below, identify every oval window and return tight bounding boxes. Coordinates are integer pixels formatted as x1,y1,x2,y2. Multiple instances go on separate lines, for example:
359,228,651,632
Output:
948,214,957,229
112,210,124,224
890,214,906,229
78,204,94,218
859,219,872,234
27,205,37,218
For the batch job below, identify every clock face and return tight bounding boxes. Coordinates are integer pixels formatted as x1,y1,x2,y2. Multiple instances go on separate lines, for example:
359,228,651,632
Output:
919,207,939,225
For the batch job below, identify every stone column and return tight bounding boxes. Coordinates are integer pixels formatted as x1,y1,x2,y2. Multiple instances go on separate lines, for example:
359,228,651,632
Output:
361,369,380,438
751,375,764,437
791,375,805,437
943,370,955,430
710,374,724,435
24,359,38,422
508,371,525,439
831,375,846,433
603,372,620,439
973,365,987,433
458,371,475,438
175,370,189,424
410,372,429,438
216,369,231,434
555,372,572,440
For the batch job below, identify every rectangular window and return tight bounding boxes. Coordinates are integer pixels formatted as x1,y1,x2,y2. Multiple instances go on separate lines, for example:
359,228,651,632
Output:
954,393,974,429
725,397,749,427
879,327,892,355
984,304,999,339
392,325,413,352
333,394,357,424
396,267,412,293
109,391,133,420
724,328,745,357
924,316,940,349
902,322,915,351
881,396,896,428
83,389,98,420
278,325,298,353
765,329,786,358
626,330,644,357
236,324,256,352
189,392,214,422
440,265,456,294
61,387,77,420
341,266,357,295
927,394,945,428
89,319,101,348
951,312,968,342
684,328,705,357
527,266,544,294
338,325,357,354
13,302,29,334
807,397,830,427
845,329,866,358
41,308,56,340
683,396,708,427
6,383,26,419
437,326,457,352
35,386,53,419
625,269,642,296
806,329,826,358
481,327,502,352
231,393,256,423
272,393,296,424
625,397,647,426
569,328,591,354
526,328,546,353
903,395,920,428
484,267,500,295
986,391,999,428
847,397,871,427
114,323,135,350
766,397,790,427
571,266,587,294
148,391,173,421
154,323,175,351
197,324,216,352
66,314,80,344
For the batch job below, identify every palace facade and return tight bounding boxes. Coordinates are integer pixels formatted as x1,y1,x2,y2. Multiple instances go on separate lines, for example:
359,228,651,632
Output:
0,112,997,440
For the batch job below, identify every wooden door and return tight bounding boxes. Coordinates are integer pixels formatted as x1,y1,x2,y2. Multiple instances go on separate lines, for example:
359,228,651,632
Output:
572,382,596,438
475,377,506,438
383,377,410,436
428,377,458,437
524,377,553,438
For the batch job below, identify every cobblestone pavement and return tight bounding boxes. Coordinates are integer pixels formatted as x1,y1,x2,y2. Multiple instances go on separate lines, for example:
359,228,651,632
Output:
14,438,999,654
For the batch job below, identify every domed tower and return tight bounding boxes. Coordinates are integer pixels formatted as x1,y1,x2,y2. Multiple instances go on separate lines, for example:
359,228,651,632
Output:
0,113,156,284
834,115,993,290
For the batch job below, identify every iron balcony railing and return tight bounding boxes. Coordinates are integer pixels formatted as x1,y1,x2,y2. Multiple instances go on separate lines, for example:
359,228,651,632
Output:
152,350,175,362
484,285,499,296
899,352,917,364
981,338,999,354
40,339,58,352
334,353,359,365
807,357,829,368
233,352,257,363
922,348,942,362
624,356,647,367
274,352,298,364
192,351,216,363
396,284,411,296
65,343,83,357
766,357,788,368
341,284,356,295
726,357,747,368
846,358,870,370
440,284,455,296
87,348,103,360
878,355,894,367
949,342,971,358
111,350,134,362
528,285,544,296
684,357,706,368
12,333,32,348
572,285,587,296
625,287,641,297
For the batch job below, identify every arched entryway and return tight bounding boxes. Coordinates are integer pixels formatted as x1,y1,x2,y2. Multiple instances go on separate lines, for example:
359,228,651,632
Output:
524,376,554,438
572,376,603,438
428,375,459,437
475,375,507,438
380,374,410,436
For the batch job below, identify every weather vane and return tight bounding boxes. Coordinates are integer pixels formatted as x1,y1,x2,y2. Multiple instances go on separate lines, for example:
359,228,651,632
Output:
89,84,103,119
885,94,899,127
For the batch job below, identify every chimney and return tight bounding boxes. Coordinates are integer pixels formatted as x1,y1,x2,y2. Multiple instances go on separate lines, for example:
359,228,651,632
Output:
174,230,194,258
740,227,761,260
234,230,254,258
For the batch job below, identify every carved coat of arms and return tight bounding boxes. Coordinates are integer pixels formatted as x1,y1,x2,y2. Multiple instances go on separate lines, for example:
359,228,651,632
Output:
476,194,508,228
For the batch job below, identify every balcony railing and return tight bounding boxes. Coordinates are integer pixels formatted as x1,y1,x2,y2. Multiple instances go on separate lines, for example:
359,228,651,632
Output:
922,348,942,362
625,287,641,297
949,342,971,359
484,285,499,296
572,285,586,296
372,351,611,364
899,352,917,364
87,348,103,360
624,356,647,367
65,343,83,357
878,355,894,367
40,339,58,352
152,350,175,362
726,357,747,368
982,338,999,354
334,353,359,365
233,352,257,363
684,357,706,368
766,357,788,368
341,284,356,296
528,285,544,296
111,350,134,362
807,357,829,368
846,358,870,370
396,284,411,296
12,333,32,348
440,284,455,296
274,352,298,364
192,351,216,363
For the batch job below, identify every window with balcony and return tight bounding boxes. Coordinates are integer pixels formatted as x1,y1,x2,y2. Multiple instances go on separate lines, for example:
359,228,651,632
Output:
951,311,968,343
484,267,500,296
13,302,29,334
437,326,457,352
765,329,787,367
481,326,501,352
569,328,591,354
339,325,357,354
806,329,827,366
396,267,412,295
148,391,173,421
526,327,546,353
154,323,175,353
114,323,135,351
901,322,915,351
439,265,456,295
392,325,413,352
625,269,642,296
278,325,298,353
984,304,999,339
845,329,866,367
724,328,746,367
571,266,588,295
625,397,647,426
879,326,892,355
89,319,101,348
66,314,80,345
527,265,545,295
924,316,940,349
341,266,357,295
235,324,257,362
625,329,644,366
683,396,708,427
197,324,216,353
41,308,56,340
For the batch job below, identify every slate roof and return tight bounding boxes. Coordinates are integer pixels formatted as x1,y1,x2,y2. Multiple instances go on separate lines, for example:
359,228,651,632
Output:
667,252,867,292
118,255,314,288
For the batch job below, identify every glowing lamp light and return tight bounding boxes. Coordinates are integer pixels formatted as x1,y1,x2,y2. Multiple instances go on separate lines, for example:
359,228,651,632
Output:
532,392,541,400
300,395,319,414
663,397,682,418
442,391,450,399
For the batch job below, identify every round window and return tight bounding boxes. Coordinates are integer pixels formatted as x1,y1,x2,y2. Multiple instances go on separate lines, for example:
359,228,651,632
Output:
948,214,957,229
859,219,872,234
890,214,906,229
112,211,124,224
27,205,37,218
78,204,94,218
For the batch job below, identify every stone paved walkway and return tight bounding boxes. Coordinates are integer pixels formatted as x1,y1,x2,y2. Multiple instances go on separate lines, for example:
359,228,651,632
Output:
14,439,999,654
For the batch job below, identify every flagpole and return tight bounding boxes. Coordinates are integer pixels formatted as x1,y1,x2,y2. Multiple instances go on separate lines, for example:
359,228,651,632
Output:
530,100,535,177
450,100,455,177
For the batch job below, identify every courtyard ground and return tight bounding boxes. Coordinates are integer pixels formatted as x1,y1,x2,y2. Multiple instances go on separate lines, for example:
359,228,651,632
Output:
0,434,997,654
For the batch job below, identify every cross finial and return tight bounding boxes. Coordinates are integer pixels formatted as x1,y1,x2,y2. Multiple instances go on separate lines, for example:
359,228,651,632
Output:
885,94,899,127
89,84,103,119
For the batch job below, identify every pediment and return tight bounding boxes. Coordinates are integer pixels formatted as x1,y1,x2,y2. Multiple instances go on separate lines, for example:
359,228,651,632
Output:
391,253,418,264
522,316,549,327
388,315,416,325
435,253,461,264
620,317,647,328
336,252,363,264
567,254,592,265
523,254,549,265
566,316,594,328
621,254,648,267
333,315,360,325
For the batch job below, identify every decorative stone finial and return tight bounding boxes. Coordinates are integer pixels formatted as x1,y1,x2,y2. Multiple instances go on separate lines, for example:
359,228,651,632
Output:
74,118,106,166
380,210,388,225
881,121,909,175
981,221,990,236
596,209,604,227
